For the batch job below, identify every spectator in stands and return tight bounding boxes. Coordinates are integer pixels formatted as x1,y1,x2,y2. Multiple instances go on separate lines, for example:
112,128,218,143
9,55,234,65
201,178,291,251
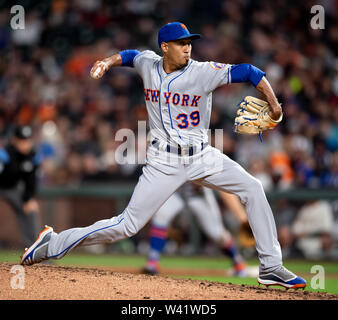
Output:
292,200,335,259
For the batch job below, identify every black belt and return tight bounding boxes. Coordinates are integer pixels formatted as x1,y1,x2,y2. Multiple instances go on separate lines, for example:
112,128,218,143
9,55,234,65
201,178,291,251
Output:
151,139,208,156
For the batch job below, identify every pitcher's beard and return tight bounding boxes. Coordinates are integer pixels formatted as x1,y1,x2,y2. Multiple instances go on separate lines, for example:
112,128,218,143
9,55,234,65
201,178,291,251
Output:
178,59,189,69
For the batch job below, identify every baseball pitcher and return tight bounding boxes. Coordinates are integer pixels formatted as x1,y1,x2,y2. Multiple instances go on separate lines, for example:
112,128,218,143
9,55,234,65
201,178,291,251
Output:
21,22,306,289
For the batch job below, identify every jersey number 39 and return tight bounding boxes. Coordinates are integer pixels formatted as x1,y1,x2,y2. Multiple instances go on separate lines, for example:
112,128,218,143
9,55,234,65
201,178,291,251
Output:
176,111,200,129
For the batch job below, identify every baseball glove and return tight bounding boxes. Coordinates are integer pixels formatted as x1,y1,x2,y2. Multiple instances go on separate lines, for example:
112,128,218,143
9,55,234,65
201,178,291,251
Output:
233,96,283,135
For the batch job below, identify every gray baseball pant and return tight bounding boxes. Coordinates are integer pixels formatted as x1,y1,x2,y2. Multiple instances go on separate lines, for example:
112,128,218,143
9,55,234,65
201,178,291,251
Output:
47,146,282,272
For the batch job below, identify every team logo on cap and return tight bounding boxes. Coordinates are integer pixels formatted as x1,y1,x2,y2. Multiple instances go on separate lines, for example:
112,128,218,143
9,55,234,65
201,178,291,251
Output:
180,23,187,30
209,62,226,70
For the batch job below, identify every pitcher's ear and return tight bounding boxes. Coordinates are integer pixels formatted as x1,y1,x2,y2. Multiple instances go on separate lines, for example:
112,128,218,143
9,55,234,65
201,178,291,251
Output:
161,42,168,53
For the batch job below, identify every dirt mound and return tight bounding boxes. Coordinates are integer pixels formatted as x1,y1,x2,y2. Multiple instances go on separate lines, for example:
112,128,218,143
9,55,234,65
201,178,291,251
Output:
0,263,336,300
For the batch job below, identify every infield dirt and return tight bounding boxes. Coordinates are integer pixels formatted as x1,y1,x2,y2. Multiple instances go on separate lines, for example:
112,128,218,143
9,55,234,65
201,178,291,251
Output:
0,262,337,300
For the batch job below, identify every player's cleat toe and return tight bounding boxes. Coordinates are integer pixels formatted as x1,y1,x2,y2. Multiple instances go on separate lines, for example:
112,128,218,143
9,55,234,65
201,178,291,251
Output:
257,266,306,289
20,226,53,266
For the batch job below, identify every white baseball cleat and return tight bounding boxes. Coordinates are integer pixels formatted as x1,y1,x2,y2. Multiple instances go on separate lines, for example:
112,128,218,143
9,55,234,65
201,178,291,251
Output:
258,266,307,289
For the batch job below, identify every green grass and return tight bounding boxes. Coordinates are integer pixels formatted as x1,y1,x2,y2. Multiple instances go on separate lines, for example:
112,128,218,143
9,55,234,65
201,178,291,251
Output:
1,249,337,295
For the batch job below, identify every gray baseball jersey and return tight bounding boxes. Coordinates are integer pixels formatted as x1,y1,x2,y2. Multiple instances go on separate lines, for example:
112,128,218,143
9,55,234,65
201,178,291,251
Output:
134,50,231,147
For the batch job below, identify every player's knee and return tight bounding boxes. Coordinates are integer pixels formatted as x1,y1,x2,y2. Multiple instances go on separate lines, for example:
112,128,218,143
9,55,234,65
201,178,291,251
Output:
239,177,264,205
123,220,139,238
124,226,138,238
245,176,264,196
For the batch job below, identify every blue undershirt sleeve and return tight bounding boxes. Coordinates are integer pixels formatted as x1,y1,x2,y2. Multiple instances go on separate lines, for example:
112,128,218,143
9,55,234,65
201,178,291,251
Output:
120,50,141,67
230,64,265,87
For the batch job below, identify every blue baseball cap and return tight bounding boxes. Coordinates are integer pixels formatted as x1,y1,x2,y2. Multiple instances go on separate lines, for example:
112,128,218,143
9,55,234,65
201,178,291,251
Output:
158,22,201,48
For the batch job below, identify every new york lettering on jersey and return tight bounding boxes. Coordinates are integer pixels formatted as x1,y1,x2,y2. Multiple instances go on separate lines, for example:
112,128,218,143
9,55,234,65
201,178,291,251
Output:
144,89,201,107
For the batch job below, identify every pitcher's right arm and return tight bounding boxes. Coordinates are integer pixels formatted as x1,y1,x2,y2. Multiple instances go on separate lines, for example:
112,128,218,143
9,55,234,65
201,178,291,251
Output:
90,50,140,79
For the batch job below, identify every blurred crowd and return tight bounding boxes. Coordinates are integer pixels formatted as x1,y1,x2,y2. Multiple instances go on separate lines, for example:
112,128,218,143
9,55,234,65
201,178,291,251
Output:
0,0,337,257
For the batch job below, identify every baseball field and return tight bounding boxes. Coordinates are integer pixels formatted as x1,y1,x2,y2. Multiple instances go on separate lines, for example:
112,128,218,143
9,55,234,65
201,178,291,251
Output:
1,249,337,300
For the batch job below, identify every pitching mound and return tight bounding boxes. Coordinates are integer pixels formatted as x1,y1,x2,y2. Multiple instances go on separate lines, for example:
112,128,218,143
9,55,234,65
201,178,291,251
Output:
0,263,337,300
